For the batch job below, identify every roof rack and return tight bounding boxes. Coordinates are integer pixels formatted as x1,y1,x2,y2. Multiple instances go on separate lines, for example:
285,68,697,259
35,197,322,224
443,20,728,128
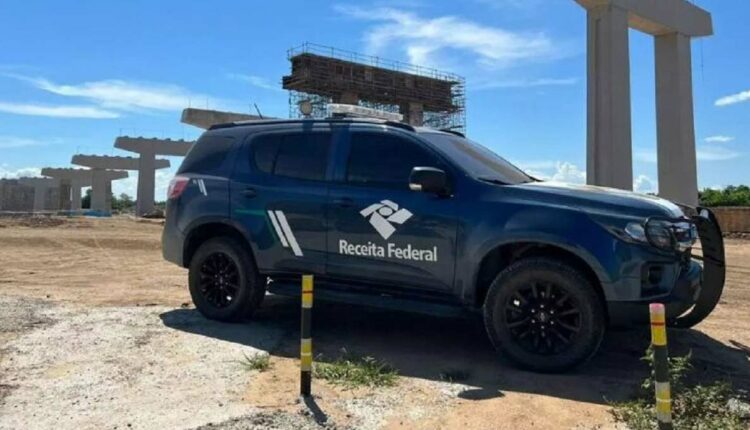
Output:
439,129,465,138
207,117,416,133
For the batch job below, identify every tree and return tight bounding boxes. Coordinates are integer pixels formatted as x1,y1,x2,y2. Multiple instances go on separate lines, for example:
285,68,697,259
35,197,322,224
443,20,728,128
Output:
699,185,750,207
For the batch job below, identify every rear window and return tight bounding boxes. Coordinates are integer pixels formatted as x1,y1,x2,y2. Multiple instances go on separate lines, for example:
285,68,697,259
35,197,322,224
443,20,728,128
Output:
251,133,331,181
178,134,235,174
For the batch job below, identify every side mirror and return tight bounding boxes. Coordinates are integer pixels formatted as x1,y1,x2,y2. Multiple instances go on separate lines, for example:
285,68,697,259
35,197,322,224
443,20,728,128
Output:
409,167,448,195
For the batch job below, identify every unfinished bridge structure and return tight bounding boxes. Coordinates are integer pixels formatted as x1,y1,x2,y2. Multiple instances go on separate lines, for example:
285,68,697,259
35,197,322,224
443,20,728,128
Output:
283,43,466,133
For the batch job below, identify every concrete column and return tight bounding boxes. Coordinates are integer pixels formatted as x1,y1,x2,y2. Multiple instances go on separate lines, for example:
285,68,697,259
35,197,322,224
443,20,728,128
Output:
400,102,424,126
136,150,156,215
585,4,633,190
71,180,84,210
58,179,72,210
91,170,109,213
655,32,698,206
32,187,46,212
19,178,57,213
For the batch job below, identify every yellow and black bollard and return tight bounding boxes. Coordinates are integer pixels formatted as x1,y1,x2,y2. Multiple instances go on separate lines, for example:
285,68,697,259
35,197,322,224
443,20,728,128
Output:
300,275,313,397
649,303,673,430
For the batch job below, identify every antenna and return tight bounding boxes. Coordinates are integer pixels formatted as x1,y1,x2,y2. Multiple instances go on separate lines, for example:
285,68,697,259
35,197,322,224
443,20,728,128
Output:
254,103,264,119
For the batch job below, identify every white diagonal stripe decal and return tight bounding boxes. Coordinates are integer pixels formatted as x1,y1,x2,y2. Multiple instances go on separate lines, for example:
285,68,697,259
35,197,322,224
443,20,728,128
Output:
267,210,289,247
274,210,303,257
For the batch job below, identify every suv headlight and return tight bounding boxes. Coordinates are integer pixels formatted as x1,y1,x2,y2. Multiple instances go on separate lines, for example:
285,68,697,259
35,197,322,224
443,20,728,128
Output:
624,218,698,252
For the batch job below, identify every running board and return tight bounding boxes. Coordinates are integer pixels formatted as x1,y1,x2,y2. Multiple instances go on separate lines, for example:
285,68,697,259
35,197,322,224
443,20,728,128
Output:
267,281,470,318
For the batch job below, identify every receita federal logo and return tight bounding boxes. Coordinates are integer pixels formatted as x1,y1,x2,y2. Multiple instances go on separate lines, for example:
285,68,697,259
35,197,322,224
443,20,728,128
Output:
360,200,413,240
338,199,438,262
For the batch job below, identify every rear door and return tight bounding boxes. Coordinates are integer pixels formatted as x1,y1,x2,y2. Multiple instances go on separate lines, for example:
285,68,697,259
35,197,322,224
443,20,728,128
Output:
231,125,333,275
326,127,458,292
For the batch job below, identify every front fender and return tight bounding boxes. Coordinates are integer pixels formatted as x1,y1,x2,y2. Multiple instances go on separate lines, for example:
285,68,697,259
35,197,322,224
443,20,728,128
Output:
458,205,626,303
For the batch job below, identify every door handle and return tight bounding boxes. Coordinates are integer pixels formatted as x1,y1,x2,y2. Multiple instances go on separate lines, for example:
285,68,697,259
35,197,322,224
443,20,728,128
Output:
242,187,257,198
333,197,354,207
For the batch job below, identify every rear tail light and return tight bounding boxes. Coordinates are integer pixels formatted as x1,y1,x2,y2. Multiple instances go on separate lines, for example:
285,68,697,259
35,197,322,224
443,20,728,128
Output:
167,176,190,200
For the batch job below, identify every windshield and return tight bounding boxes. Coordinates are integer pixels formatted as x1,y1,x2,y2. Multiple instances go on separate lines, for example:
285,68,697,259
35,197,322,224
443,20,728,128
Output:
422,133,535,185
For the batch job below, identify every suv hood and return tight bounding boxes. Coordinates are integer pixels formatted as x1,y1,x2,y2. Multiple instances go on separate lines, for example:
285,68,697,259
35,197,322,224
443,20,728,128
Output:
512,181,685,219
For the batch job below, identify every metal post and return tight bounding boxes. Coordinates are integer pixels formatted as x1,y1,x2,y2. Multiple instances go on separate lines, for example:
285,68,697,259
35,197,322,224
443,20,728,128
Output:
650,303,673,430
300,275,314,397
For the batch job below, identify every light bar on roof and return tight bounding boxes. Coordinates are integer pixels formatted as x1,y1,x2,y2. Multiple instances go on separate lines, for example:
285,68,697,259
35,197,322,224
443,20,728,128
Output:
328,103,403,122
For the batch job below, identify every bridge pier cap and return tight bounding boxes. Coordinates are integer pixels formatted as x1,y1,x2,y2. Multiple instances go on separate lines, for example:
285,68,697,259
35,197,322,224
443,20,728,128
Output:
575,0,712,37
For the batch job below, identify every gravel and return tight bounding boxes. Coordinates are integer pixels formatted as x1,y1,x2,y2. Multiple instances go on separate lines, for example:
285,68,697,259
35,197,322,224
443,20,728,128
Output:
0,300,286,430
193,411,346,430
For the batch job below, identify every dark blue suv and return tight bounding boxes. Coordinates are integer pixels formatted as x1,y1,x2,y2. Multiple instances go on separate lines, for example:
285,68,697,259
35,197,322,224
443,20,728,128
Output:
162,117,725,372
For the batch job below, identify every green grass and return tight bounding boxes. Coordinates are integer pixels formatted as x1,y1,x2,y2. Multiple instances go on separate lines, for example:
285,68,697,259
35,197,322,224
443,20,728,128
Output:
314,349,398,388
238,352,271,372
610,348,747,430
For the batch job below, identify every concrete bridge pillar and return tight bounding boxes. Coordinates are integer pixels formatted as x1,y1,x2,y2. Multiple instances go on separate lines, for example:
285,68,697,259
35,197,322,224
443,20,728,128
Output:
136,149,157,215
90,169,109,212
18,178,59,213
584,3,633,191
656,33,698,205
71,179,85,210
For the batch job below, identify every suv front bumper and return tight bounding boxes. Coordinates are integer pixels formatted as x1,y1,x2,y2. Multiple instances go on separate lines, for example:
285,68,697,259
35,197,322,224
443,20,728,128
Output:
607,207,725,328
608,260,702,326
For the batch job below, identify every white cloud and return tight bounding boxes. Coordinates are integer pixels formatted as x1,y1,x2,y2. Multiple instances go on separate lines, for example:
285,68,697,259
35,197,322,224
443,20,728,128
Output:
715,89,750,107
0,101,119,118
6,74,228,114
550,161,586,184
636,146,741,163
0,166,42,179
633,175,657,194
335,6,559,70
226,73,281,92
704,135,734,143
516,160,586,184
0,136,47,149
516,160,557,171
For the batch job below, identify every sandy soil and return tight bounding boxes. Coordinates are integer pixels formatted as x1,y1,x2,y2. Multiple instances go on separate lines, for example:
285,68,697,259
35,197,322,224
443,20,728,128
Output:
0,216,748,429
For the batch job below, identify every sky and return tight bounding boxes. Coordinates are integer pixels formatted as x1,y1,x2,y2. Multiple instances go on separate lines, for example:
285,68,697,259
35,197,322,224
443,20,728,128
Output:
0,0,748,199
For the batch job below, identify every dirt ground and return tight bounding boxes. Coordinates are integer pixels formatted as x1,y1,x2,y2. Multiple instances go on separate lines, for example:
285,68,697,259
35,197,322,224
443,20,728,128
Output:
0,216,748,429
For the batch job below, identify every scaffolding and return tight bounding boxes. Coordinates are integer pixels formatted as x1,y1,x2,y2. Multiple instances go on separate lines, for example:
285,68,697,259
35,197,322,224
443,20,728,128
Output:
284,43,466,133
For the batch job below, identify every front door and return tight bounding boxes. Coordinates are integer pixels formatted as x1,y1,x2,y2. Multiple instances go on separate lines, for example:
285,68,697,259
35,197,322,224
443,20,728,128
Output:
326,129,458,292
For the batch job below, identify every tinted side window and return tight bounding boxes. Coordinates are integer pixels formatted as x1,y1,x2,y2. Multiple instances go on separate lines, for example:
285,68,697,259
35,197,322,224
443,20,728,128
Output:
251,133,331,181
252,135,280,174
346,133,438,187
178,134,235,174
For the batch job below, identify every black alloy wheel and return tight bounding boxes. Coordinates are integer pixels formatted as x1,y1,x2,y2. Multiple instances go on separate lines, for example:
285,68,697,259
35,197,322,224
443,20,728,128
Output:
188,237,265,322
198,252,240,309
483,257,605,372
504,281,582,356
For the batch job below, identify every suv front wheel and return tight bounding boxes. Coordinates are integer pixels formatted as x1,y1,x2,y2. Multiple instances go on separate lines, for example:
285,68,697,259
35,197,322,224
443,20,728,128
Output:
483,257,605,372
188,237,265,322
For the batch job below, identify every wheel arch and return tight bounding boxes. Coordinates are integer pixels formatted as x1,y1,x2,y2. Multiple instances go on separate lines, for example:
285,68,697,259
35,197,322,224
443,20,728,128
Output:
183,219,256,269
472,241,607,317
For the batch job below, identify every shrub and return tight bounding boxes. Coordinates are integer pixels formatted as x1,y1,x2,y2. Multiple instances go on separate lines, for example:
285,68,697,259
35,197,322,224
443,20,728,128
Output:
610,348,747,429
314,349,397,388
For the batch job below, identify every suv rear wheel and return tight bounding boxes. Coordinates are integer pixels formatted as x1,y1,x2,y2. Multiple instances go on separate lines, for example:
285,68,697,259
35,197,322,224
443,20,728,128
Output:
188,237,265,322
483,257,605,372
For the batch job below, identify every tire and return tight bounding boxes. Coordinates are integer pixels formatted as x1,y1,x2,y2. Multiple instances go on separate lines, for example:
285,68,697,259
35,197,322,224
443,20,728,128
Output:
483,257,605,373
188,237,265,322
